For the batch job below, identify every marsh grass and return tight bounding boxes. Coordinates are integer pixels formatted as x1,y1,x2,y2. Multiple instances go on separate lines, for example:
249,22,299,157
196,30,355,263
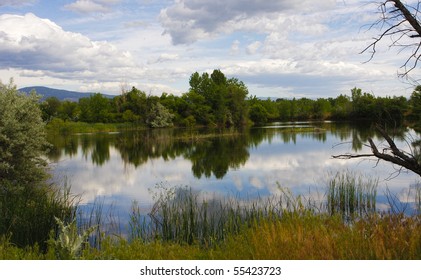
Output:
129,186,288,246
128,177,379,247
0,180,77,251
46,118,139,135
326,171,378,219
2,172,420,260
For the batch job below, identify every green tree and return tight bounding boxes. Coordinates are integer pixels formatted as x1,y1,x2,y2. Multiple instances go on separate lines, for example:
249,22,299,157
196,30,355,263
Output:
0,81,48,184
313,98,332,119
331,94,352,120
58,100,80,121
249,103,268,124
40,96,61,121
0,80,72,249
409,85,421,122
146,102,174,128
187,69,249,127
79,93,112,123
351,88,375,120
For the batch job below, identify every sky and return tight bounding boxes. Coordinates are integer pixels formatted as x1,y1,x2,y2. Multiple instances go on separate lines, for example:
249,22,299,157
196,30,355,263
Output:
0,0,420,98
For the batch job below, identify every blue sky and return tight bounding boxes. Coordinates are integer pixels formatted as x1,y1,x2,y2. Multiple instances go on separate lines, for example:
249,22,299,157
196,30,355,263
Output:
0,0,420,98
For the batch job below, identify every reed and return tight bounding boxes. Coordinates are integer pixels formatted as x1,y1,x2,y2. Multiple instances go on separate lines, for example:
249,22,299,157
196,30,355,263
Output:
326,171,378,219
129,185,329,246
0,180,77,251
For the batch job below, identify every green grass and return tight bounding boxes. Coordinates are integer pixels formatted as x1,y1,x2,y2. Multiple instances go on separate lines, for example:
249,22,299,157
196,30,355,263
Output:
3,212,419,260
0,181,77,251
1,173,420,260
46,118,142,135
327,171,378,219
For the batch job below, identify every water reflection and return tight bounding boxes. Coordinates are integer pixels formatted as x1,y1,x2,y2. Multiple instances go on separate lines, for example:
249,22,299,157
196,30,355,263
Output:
47,122,419,216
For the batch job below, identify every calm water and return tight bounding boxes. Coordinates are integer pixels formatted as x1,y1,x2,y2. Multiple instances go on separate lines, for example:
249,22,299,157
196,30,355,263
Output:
47,122,420,225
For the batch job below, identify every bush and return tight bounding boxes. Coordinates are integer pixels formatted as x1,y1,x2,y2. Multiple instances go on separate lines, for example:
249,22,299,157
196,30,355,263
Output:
0,79,74,250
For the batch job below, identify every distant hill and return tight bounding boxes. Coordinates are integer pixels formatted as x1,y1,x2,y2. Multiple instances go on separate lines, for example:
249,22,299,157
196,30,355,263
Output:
18,86,114,102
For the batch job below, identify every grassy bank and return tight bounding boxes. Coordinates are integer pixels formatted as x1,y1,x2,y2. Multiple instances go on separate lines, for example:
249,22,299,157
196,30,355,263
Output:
46,118,142,134
1,172,420,260
1,212,419,260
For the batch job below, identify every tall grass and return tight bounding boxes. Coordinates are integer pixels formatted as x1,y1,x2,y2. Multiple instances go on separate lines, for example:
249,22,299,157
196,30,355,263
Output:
46,118,140,135
0,181,77,251
129,175,379,247
130,186,289,246
2,171,420,260
327,171,377,219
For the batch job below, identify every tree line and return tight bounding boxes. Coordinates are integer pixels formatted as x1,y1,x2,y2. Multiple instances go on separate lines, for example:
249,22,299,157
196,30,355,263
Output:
39,70,421,128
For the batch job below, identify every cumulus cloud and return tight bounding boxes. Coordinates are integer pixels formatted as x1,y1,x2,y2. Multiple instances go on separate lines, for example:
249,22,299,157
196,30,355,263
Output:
159,0,336,44
64,0,122,14
0,13,139,82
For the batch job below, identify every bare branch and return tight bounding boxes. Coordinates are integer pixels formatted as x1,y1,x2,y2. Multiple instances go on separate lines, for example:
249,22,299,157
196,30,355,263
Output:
332,154,377,159
362,0,421,77
333,125,421,177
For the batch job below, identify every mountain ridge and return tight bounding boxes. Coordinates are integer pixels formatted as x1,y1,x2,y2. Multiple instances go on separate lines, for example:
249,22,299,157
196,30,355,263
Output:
18,86,114,101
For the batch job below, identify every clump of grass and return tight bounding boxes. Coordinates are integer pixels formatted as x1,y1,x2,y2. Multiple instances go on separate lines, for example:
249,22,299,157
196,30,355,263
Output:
326,171,377,219
0,181,77,251
214,213,421,260
130,184,329,246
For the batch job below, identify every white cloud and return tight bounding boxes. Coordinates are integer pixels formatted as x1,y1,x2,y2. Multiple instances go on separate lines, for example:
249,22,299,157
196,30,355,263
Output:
246,41,262,55
159,0,336,44
64,0,122,14
230,40,240,55
0,13,140,83
147,53,179,64
0,0,34,7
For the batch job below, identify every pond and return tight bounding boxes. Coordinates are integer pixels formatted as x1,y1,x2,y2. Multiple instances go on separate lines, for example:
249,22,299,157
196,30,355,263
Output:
47,122,420,231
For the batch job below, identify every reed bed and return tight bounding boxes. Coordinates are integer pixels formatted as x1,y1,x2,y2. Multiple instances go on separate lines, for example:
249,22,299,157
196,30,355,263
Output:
2,171,420,260
128,172,380,247
326,171,378,219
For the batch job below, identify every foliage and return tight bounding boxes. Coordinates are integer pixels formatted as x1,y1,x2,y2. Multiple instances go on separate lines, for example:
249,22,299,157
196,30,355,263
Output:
0,80,48,184
146,102,174,128
2,210,420,260
39,70,249,129
187,69,249,127
36,70,419,131
327,171,378,219
249,103,268,124
48,217,96,259
0,79,75,250
409,85,421,122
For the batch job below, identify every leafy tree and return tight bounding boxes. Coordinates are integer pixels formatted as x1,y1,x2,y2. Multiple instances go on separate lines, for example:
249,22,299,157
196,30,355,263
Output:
114,87,147,123
276,98,293,120
249,103,268,124
313,98,332,119
0,80,72,249
350,88,376,120
188,69,249,127
40,96,61,121
0,80,48,184
79,93,113,123
331,94,352,120
409,85,421,122
58,100,80,121
146,102,174,128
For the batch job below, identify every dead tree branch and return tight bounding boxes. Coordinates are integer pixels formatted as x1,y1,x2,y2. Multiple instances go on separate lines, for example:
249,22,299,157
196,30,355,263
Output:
333,125,421,177
362,0,421,77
